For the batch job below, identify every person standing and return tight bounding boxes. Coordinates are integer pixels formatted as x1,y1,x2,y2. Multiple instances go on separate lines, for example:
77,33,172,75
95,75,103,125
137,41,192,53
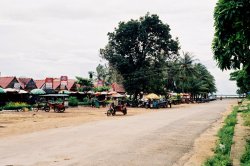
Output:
113,98,118,106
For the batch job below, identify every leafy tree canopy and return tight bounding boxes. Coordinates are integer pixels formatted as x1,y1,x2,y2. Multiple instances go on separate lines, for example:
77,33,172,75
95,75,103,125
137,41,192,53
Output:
230,68,250,94
75,76,93,92
100,13,180,97
166,53,216,96
213,0,250,70
89,64,123,85
93,86,110,92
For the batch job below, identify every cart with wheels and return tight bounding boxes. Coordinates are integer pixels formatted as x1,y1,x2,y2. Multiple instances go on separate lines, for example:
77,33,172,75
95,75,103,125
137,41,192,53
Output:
39,94,69,113
106,94,127,116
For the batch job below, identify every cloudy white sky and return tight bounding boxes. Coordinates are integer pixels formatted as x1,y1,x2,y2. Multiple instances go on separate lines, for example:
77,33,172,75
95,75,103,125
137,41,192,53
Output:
0,0,237,94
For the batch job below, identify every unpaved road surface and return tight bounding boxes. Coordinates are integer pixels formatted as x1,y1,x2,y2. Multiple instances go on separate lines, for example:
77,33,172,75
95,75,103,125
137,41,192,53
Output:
0,100,235,166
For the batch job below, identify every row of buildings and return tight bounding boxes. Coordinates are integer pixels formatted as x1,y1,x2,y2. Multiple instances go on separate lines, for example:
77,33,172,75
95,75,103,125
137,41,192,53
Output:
0,76,125,94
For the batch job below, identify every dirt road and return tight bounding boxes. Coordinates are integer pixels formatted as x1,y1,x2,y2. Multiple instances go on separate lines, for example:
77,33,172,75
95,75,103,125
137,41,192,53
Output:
0,100,236,166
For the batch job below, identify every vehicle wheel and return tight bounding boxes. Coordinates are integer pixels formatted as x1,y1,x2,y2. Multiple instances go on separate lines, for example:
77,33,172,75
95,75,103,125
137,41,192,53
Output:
34,107,39,112
112,110,116,116
123,108,127,115
44,107,50,112
60,108,65,113
54,107,59,113
107,110,111,116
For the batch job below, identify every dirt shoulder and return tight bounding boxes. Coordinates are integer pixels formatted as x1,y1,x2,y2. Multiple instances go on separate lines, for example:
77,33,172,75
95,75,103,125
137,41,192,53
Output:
231,102,250,165
0,104,188,138
175,101,236,166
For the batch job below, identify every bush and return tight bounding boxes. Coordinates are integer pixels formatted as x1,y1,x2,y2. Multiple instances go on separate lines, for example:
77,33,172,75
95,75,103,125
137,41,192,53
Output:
78,101,91,106
77,97,92,106
242,104,250,126
3,102,31,110
82,97,89,103
68,97,79,106
205,154,231,166
93,86,110,92
247,95,250,100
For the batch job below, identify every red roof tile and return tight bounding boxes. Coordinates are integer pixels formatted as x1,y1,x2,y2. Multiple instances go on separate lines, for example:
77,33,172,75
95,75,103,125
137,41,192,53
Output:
18,78,32,89
67,79,76,91
34,80,45,89
0,77,16,88
35,78,77,91
111,83,125,93
53,79,61,90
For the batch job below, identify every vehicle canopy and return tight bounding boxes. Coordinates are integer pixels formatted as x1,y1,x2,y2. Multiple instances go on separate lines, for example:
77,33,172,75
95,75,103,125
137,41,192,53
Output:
39,94,69,107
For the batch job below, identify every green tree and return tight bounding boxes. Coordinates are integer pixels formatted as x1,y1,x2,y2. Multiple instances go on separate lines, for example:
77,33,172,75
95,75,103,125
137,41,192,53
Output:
167,53,216,99
175,52,197,93
75,76,93,92
100,13,180,99
91,64,123,85
213,0,250,93
96,64,108,81
88,71,94,80
230,68,250,94
213,0,250,71
107,65,124,85
193,63,217,98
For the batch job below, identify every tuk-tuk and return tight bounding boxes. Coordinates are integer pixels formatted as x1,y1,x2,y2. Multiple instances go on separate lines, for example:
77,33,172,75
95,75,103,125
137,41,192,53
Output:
107,94,127,116
35,94,69,113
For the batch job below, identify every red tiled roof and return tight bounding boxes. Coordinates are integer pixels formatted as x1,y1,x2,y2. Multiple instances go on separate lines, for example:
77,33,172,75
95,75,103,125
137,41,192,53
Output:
67,79,76,91
111,83,125,93
53,79,61,90
0,77,16,88
34,80,45,89
18,78,32,89
35,78,77,90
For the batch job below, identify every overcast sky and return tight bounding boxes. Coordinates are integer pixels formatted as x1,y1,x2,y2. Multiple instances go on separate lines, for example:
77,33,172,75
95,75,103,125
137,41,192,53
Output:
0,0,237,94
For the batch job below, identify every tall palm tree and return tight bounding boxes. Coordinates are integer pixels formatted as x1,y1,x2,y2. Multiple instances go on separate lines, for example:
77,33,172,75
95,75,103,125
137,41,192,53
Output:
176,52,197,93
168,53,216,100
192,63,217,99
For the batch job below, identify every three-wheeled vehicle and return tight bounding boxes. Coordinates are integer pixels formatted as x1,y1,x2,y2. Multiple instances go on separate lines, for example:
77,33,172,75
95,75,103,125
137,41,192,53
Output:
107,94,127,116
35,94,69,113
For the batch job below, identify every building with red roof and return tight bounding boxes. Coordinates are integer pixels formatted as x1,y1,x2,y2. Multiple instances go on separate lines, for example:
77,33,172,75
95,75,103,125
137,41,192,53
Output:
67,79,77,91
35,78,77,92
34,80,45,89
52,79,61,90
50,78,77,91
18,78,37,91
111,83,126,94
0,76,19,89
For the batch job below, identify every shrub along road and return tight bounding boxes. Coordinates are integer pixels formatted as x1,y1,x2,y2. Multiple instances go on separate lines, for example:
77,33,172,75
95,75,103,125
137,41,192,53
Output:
0,100,236,166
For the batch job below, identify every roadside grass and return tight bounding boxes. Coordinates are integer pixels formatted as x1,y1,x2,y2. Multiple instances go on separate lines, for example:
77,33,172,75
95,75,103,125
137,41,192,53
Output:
241,139,250,165
240,103,250,165
241,104,250,126
203,108,237,166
